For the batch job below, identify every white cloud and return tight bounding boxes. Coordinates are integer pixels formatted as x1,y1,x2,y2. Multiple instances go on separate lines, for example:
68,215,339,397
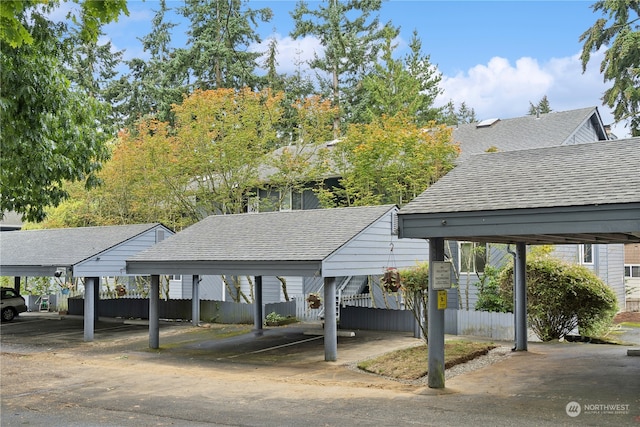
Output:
435,48,632,138
252,33,324,76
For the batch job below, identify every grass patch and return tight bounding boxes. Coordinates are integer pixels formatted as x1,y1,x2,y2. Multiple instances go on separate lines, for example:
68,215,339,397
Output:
619,321,640,328
357,340,496,380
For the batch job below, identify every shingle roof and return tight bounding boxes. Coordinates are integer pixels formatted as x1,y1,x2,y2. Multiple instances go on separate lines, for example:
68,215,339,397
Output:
452,107,605,162
0,223,164,267
400,137,640,215
129,205,396,263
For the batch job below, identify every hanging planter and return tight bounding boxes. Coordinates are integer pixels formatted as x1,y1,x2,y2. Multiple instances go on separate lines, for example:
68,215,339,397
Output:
381,267,402,292
307,293,322,309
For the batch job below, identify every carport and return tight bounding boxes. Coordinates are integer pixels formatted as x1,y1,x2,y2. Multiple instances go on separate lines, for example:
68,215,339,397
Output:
0,223,173,341
398,137,640,388
126,204,429,361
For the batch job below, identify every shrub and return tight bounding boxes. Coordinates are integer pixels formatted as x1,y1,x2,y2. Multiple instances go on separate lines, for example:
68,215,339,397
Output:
475,265,510,313
400,262,429,343
498,257,618,341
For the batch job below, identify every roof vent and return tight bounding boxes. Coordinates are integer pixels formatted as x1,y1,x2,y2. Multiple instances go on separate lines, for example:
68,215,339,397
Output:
476,118,500,128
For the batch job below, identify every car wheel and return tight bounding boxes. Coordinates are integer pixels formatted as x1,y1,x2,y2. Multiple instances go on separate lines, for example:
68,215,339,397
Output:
1,307,16,321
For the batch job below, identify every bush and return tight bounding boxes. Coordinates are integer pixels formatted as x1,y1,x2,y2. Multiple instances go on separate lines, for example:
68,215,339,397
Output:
400,262,429,343
475,265,510,313
498,257,618,341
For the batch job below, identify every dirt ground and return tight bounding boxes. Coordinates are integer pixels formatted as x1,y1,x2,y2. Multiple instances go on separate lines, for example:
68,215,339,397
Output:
614,311,640,323
2,314,639,426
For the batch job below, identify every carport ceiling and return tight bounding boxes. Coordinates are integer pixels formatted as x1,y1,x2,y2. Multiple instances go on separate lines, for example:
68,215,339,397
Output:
398,138,640,245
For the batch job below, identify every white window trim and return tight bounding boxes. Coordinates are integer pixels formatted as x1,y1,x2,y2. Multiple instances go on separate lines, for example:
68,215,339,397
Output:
580,244,594,265
458,241,486,274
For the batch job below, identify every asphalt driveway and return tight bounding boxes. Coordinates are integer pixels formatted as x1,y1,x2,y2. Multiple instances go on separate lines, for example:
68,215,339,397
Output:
1,312,639,426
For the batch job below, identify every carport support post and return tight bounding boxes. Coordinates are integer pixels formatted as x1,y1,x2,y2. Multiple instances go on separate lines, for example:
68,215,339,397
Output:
428,238,446,388
149,275,159,349
324,276,337,361
254,276,263,334
83,277,99,342
14,276,20,293
515,242,528,351
192,275,200,326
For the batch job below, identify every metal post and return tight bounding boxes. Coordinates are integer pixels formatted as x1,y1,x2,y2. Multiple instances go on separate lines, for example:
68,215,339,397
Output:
254,276,263,334
515,242,527,351
149,275,159,349
94,278,100,328
83,277,96,342
14,276,20,293
324,277,337,361
192,275,200,326
428,238,446,388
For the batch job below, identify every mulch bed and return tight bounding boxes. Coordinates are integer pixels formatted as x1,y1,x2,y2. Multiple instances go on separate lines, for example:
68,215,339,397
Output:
614,311,640,323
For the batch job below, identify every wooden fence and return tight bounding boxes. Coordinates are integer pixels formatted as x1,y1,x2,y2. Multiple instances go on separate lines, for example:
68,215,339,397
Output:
65,295,527,341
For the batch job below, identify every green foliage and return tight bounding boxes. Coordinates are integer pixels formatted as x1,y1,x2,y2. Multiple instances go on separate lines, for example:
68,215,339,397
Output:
265,311,286,324
400,262,429,343
0,0,127,222
179,0,272,90
441,100,477,125
321,115,459,207
528,95,552,115
475,265,510,313
498,257,618,341
291,0,394,135
360,28,442,126
580,1,640,136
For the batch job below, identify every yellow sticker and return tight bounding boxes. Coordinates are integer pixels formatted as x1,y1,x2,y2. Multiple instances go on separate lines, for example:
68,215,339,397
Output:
437,290,447,310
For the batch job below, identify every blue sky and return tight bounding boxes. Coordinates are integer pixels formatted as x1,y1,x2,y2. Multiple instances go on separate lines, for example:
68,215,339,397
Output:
100,0,632,137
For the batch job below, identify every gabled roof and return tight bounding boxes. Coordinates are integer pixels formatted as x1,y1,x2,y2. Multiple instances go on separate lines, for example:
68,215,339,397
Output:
398,138,640,245
0,223,171,276
127,205,403,276
452,107,607,162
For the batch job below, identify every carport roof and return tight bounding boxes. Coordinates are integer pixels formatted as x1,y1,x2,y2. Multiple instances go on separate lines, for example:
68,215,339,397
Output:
398,137,640,245
127,205,398,277
0,223,168,276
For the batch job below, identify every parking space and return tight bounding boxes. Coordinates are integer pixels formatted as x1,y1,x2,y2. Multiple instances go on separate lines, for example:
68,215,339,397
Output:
2,312,639,426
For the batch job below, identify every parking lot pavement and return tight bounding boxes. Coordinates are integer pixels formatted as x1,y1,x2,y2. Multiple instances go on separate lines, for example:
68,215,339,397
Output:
2,312,639,426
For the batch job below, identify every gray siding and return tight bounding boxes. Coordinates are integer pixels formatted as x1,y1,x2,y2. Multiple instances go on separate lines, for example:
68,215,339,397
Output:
605,244,625,309
74,225,169,277
323,212,428,276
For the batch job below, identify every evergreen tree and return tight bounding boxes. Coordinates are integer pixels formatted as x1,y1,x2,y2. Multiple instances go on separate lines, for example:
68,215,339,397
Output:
360,28,442,125
179,0,272,90
291,0,395,137
120,0,188,128
528,95,552,116
441,100,477,126
580,1,640,136
65,27,124,133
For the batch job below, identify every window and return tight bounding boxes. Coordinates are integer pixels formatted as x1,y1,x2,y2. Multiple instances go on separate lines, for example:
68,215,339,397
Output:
625,265,640,278
280,189,302,211
580,244,593,264
459,242,486,273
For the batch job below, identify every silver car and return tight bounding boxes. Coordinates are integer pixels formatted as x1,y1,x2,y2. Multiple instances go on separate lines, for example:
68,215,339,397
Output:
1,287,28,321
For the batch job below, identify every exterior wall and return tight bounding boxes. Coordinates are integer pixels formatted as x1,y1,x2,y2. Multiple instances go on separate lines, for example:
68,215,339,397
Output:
625,243,640,264
74,225,172,277
564,120,602,145
322,211,429,277
553,244,625,310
